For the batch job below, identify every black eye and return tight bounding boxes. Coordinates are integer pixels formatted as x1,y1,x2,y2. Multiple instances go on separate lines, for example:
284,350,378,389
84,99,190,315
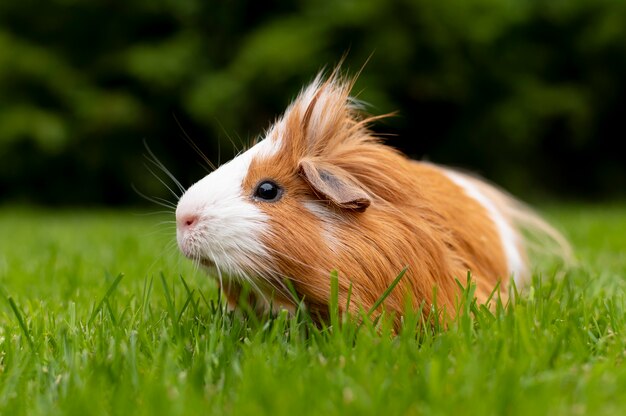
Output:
254,180,282,202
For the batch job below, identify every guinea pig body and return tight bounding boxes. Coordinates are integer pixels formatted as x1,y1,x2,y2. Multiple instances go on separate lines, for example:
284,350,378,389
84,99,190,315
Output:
175,73,569,320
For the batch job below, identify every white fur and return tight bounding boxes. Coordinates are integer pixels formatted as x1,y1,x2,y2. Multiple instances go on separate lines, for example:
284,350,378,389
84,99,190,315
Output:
289,75,352,149
256,127,283,158
443,170,526,283
176,137,280,277
299,78,327,137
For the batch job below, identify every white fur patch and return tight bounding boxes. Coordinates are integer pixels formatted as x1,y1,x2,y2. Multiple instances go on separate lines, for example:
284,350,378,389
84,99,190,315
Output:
286,75,353,149
298,78,327,135
176,137,279,277
443,170,525,282
255,128,283,158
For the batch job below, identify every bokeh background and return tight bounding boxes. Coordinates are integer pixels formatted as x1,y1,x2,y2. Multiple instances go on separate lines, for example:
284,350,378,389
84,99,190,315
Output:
1,0,625,206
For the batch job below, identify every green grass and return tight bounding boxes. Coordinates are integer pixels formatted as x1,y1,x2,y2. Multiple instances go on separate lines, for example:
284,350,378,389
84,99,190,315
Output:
1,204,625,415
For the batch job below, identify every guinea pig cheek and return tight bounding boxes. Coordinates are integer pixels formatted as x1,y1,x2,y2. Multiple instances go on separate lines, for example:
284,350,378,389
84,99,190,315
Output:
254,198,333,277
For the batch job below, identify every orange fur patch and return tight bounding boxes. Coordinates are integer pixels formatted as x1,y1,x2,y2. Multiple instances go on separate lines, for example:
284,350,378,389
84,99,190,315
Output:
234,74,512,323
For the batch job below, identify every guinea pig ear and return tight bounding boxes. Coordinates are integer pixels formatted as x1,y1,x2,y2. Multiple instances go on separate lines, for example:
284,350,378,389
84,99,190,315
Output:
299,159,371,212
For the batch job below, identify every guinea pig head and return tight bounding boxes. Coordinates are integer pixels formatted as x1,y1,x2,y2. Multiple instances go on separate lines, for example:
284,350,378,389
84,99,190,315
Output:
175,74,384,315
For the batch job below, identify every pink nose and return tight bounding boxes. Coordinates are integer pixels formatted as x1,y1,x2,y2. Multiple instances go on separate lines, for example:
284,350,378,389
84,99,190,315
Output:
178,213,198,230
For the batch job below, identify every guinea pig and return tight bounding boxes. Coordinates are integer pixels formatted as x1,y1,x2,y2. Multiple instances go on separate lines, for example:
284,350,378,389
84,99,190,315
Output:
175,71,571,322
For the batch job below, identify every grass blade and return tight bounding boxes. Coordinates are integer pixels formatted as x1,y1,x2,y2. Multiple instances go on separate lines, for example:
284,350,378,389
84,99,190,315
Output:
89,273,124,325
141,275,154,322
7,296,35,351
283,278,314,325
344,281,353,313
367,266,408,318
329,270,339,330
177,290,195,324
160,272,179,334
180,275,200,317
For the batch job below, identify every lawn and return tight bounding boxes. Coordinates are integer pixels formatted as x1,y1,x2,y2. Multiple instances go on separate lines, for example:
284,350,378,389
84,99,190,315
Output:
1,204,625,415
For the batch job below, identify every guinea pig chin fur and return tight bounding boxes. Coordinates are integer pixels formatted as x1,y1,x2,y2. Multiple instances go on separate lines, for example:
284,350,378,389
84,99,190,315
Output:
175,70,571,323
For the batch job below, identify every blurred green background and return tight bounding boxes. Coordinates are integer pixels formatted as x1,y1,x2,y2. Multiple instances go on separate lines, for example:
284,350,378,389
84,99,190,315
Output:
1,0,624,206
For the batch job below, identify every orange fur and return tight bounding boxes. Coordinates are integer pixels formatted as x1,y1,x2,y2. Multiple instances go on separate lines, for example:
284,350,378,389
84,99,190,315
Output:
226,73,566,324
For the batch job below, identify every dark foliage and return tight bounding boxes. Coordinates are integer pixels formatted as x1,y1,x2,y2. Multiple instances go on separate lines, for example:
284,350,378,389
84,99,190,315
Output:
1,0,624,205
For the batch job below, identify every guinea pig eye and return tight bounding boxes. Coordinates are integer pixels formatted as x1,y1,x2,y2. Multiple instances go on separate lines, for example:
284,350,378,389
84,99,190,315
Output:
254,180,283,202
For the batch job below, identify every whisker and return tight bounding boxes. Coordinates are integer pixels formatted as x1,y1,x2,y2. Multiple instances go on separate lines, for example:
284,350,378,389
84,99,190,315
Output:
173,113,217,171
144,239,179,277
256,269,292,301
132,184,177,210
145,218,176,231
154,220,177,225
143,228,176,238
211,244,271,308
217,138,221,167
216,265,224,295
262,245,331,280
155,220,176,230
133,210,175,216
197,161,213,175
143,139,186,195
192,253,202,276
143,163,181,201
142,220,177,240
244,273,270,306
214,118,245,156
